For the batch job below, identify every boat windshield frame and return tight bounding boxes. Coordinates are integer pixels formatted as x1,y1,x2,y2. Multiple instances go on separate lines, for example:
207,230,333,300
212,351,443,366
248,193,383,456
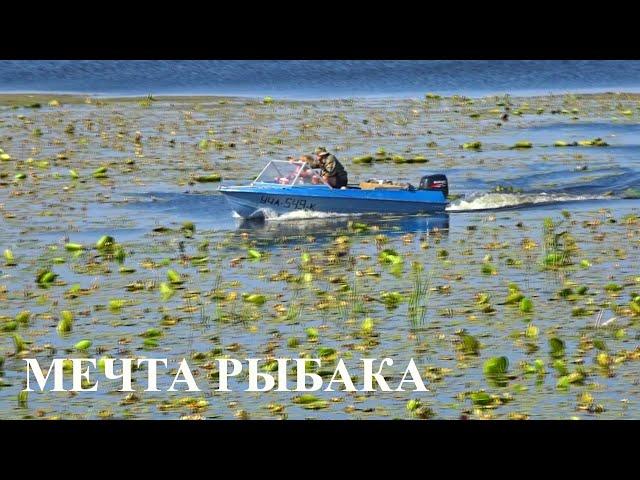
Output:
251,160,329,188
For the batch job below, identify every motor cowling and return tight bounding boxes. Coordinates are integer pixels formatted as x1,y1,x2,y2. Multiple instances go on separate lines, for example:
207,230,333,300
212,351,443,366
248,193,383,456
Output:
419,174,448,197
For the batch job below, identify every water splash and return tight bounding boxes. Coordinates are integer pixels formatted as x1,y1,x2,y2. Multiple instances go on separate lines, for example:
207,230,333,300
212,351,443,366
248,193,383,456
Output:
447,192,611,212
265,209,361,222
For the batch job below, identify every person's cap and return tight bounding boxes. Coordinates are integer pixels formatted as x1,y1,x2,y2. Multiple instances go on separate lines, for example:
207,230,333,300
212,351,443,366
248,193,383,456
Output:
314,147,328,155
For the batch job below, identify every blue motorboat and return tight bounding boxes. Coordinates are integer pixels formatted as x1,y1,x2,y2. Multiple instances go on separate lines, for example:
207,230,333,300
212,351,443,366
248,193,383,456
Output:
219,160,449,219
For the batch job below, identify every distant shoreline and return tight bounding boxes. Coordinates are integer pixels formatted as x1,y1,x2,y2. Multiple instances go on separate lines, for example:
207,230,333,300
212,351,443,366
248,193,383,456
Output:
3,90,640,106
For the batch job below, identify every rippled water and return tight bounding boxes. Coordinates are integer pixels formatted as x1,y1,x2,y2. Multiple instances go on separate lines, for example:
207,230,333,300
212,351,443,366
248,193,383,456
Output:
3,60,640,98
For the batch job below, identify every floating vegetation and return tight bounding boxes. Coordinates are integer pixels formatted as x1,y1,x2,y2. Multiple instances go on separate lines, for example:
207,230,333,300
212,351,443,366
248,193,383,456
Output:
510,141,533,149
0,91,639,419
380,291,403,309
458,331,480,355
519,297,534,313
92,166,108,178
159,282,175,300
492,185,522,194
167,269,183,285
36,269,58,285
243,293,267,305
247,248,263,260
461,141,482,150
483,356,509,376
577,138,608,147
64,243,84,252
378,249,402,265
96,235,115,251
74,340,92,351
541,217,576,268
194,174,222,183
549,337,565,358
353,155,373,164
57,310,73,334
4,249,16,266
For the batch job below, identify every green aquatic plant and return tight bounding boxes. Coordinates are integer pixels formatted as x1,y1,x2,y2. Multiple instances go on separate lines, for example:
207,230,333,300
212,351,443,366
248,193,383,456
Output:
4,249,16,266
378,248,403,265
64,242,84,252
604,283,622,293
243,293,267,305
578,138,608,147
305,327,319,341
292,394,327,410
481,263,497,275
556,368,586,389
541,217,576,268
138,94,156,107
167,269,183,285
337,272,366,322
13,334,26,354
381,291,403,309
108,299,126,312
2,321,18,332
96,235,115,251
114,246,126,263
525,324,539,338
36,269,58,286
457,331,480,355
519,297,534,313
408,262,433,327
159,282,175,301
549,337,565,358
57,310,73,334
483,356,509,376
492,185,522,194
361,317,374,336
504,287,524,304
75,340,92,351
92,166,108,178
353,155,373,164
15,311,30,324
461,141,482,150
510,141,533,149
194,174,221,183
247,248,262,260
470,391,492,406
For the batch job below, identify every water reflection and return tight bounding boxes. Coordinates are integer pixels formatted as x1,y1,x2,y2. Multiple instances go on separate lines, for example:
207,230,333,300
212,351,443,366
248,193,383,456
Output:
236,213,450,246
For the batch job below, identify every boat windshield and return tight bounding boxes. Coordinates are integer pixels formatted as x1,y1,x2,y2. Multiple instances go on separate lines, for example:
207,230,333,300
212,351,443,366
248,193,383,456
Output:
253,160,323,186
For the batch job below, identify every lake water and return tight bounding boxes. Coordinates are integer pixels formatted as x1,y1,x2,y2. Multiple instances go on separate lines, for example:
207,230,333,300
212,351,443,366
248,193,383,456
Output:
3,60,640,98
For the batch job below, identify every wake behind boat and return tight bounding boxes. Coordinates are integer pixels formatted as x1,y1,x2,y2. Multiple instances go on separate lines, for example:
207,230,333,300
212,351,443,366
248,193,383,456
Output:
218,160,449,219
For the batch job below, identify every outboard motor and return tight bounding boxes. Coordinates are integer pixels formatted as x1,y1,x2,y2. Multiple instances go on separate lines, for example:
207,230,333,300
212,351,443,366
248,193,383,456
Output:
419,174,449,197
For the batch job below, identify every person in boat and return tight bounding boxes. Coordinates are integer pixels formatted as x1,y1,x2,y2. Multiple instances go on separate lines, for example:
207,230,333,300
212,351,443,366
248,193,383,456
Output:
285,154,323,184
305,147,348,188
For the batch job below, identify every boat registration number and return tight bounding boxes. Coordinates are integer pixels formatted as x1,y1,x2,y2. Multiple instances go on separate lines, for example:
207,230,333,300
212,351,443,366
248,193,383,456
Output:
260,195,315,210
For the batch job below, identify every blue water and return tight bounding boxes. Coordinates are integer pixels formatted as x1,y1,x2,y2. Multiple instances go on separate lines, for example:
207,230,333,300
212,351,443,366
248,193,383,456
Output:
3,60,640,98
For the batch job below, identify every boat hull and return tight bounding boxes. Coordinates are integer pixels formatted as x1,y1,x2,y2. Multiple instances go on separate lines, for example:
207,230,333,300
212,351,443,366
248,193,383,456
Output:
219,185,447,219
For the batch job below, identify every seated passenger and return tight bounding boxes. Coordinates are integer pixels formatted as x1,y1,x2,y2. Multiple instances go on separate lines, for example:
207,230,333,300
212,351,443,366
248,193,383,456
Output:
307,147,349,188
